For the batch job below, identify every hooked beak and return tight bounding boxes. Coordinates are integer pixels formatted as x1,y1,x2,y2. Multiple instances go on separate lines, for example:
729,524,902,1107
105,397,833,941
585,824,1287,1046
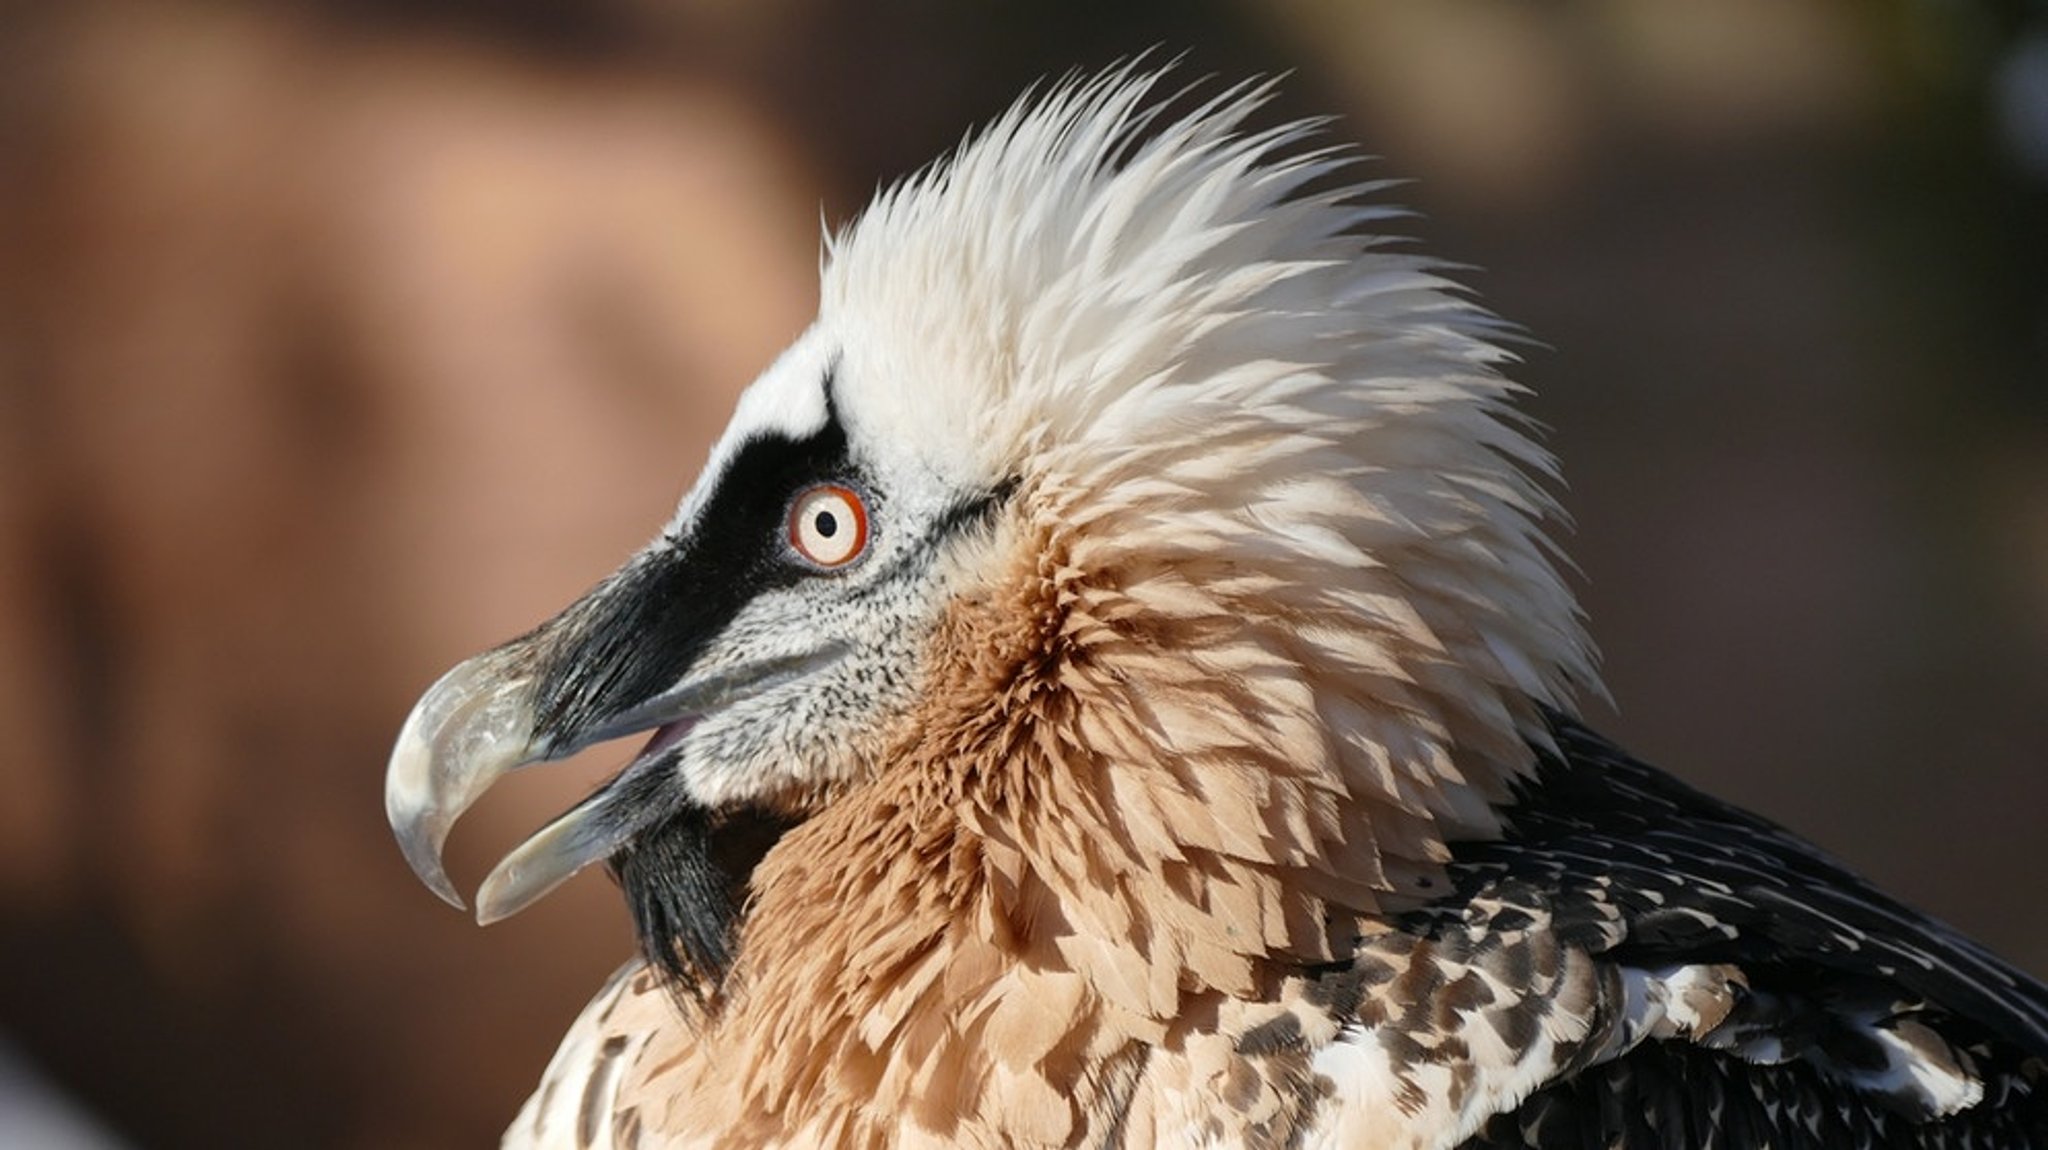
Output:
383,642,688,924
383,646,543,911
384,588,845,924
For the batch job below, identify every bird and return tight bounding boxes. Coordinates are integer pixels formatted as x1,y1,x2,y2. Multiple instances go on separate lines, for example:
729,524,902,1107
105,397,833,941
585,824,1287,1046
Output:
384,66,2048,1149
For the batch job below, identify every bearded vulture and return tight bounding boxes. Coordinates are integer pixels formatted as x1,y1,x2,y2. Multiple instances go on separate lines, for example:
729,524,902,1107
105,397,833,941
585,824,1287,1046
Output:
385,68,2048,1149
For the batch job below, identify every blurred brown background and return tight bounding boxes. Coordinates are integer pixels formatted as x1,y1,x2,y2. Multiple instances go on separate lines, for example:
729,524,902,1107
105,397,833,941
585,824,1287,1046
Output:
2,1,2044,1146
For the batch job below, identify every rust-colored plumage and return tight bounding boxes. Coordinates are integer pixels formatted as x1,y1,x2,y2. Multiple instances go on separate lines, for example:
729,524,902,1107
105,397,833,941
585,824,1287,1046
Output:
389,68,2048,1149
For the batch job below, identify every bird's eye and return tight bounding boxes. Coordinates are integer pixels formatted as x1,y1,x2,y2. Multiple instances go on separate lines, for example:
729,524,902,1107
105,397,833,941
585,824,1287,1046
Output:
787,484,870,570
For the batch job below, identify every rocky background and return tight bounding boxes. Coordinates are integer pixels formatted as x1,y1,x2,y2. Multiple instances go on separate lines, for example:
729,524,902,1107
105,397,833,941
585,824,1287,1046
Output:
2,2,2044,1146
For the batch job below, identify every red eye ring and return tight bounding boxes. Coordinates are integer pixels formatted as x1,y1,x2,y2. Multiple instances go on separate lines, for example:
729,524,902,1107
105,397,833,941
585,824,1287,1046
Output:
787,484,870,569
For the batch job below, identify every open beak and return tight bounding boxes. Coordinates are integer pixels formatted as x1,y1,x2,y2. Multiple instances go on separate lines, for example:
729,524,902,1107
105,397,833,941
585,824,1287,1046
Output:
384,556,846,924
382,631,694,923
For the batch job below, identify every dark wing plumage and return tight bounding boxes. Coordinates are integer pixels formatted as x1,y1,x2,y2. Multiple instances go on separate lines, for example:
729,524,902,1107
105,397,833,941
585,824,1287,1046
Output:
1422,714,2048,1150
1467,1039,2046,1150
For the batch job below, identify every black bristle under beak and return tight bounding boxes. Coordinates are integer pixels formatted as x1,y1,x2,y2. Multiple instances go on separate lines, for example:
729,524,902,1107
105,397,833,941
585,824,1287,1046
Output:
613,804,796,1001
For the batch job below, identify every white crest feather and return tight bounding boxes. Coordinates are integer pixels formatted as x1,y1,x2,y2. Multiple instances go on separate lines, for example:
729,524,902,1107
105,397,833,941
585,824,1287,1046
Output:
822,65,1598,781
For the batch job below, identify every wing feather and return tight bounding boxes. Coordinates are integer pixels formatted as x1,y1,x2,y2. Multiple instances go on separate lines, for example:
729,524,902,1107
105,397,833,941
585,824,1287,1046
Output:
1399,714,2048,1150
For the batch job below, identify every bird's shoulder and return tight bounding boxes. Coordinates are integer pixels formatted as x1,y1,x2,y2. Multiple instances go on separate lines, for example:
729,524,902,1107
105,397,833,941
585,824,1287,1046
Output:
1307,713,2048,1150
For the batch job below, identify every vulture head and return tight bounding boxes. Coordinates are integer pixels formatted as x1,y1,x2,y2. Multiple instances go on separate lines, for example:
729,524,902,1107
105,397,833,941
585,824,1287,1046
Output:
387,69,1595,1026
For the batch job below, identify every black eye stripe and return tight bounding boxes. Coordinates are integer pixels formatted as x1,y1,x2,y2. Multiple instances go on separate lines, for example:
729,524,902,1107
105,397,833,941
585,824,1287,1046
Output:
532,373,854,739
529,372,1015,742
836,478,1017,607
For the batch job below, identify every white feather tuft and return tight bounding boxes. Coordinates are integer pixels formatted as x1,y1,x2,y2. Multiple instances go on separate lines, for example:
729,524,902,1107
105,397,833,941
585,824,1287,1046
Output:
820,66,1599,792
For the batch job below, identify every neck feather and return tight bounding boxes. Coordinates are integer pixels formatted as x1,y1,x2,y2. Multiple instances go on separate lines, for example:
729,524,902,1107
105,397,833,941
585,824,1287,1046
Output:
628,511,1549,1144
